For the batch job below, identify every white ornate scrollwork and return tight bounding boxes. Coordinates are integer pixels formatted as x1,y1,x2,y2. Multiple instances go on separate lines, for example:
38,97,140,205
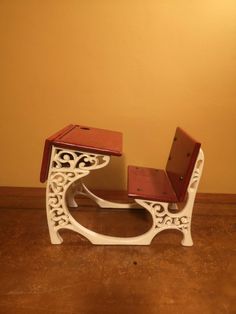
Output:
135,200,190,233
189,161,203,190
46,146,111,243
47,171,86,229
155,215,189,231
52,148,110,171
134,149,204,246
153,203,189,231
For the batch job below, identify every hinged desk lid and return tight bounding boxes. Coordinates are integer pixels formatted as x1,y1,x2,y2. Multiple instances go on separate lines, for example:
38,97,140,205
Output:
40,124,123,183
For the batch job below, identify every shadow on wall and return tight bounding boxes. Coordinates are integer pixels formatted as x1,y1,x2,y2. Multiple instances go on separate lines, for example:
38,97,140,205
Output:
82,155,127,191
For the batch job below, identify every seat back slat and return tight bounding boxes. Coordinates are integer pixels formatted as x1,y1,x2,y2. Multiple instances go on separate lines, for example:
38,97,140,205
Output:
165,127,201,202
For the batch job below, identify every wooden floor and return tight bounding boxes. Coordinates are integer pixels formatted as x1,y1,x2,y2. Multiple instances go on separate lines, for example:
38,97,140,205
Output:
0,191,235,314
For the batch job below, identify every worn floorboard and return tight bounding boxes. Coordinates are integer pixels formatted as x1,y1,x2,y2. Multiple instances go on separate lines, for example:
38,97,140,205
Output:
0,200,235,314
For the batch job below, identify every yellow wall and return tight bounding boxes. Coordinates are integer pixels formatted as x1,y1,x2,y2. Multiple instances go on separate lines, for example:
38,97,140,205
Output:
1,0,236,193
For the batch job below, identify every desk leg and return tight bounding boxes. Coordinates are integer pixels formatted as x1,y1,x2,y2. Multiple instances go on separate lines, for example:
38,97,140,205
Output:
46,170,89,244
46,147,110,244
135,199,193,246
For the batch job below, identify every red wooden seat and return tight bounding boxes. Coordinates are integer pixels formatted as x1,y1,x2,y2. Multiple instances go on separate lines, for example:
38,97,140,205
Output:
128,167,178,202
128,127,201,202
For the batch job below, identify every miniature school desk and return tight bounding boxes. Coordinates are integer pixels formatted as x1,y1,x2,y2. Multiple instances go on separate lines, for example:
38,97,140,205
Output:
40,124,204,246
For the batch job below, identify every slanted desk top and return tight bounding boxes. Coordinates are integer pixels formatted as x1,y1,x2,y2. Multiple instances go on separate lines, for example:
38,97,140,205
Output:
40,124,123,183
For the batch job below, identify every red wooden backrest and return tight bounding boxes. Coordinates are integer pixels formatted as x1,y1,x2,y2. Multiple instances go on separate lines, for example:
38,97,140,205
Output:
165,127,201,202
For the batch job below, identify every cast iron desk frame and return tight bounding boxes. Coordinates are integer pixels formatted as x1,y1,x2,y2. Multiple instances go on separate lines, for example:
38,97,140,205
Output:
40,124,204,246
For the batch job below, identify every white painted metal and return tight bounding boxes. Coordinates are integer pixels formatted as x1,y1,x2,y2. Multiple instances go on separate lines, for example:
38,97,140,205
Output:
46,146,204,246
68,182,139,209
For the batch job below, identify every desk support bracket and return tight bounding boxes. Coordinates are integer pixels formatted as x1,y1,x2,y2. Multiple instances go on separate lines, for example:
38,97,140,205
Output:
46,146,138,244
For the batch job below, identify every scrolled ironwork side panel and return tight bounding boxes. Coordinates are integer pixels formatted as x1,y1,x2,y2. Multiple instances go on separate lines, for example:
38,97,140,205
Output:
46,146,110,244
